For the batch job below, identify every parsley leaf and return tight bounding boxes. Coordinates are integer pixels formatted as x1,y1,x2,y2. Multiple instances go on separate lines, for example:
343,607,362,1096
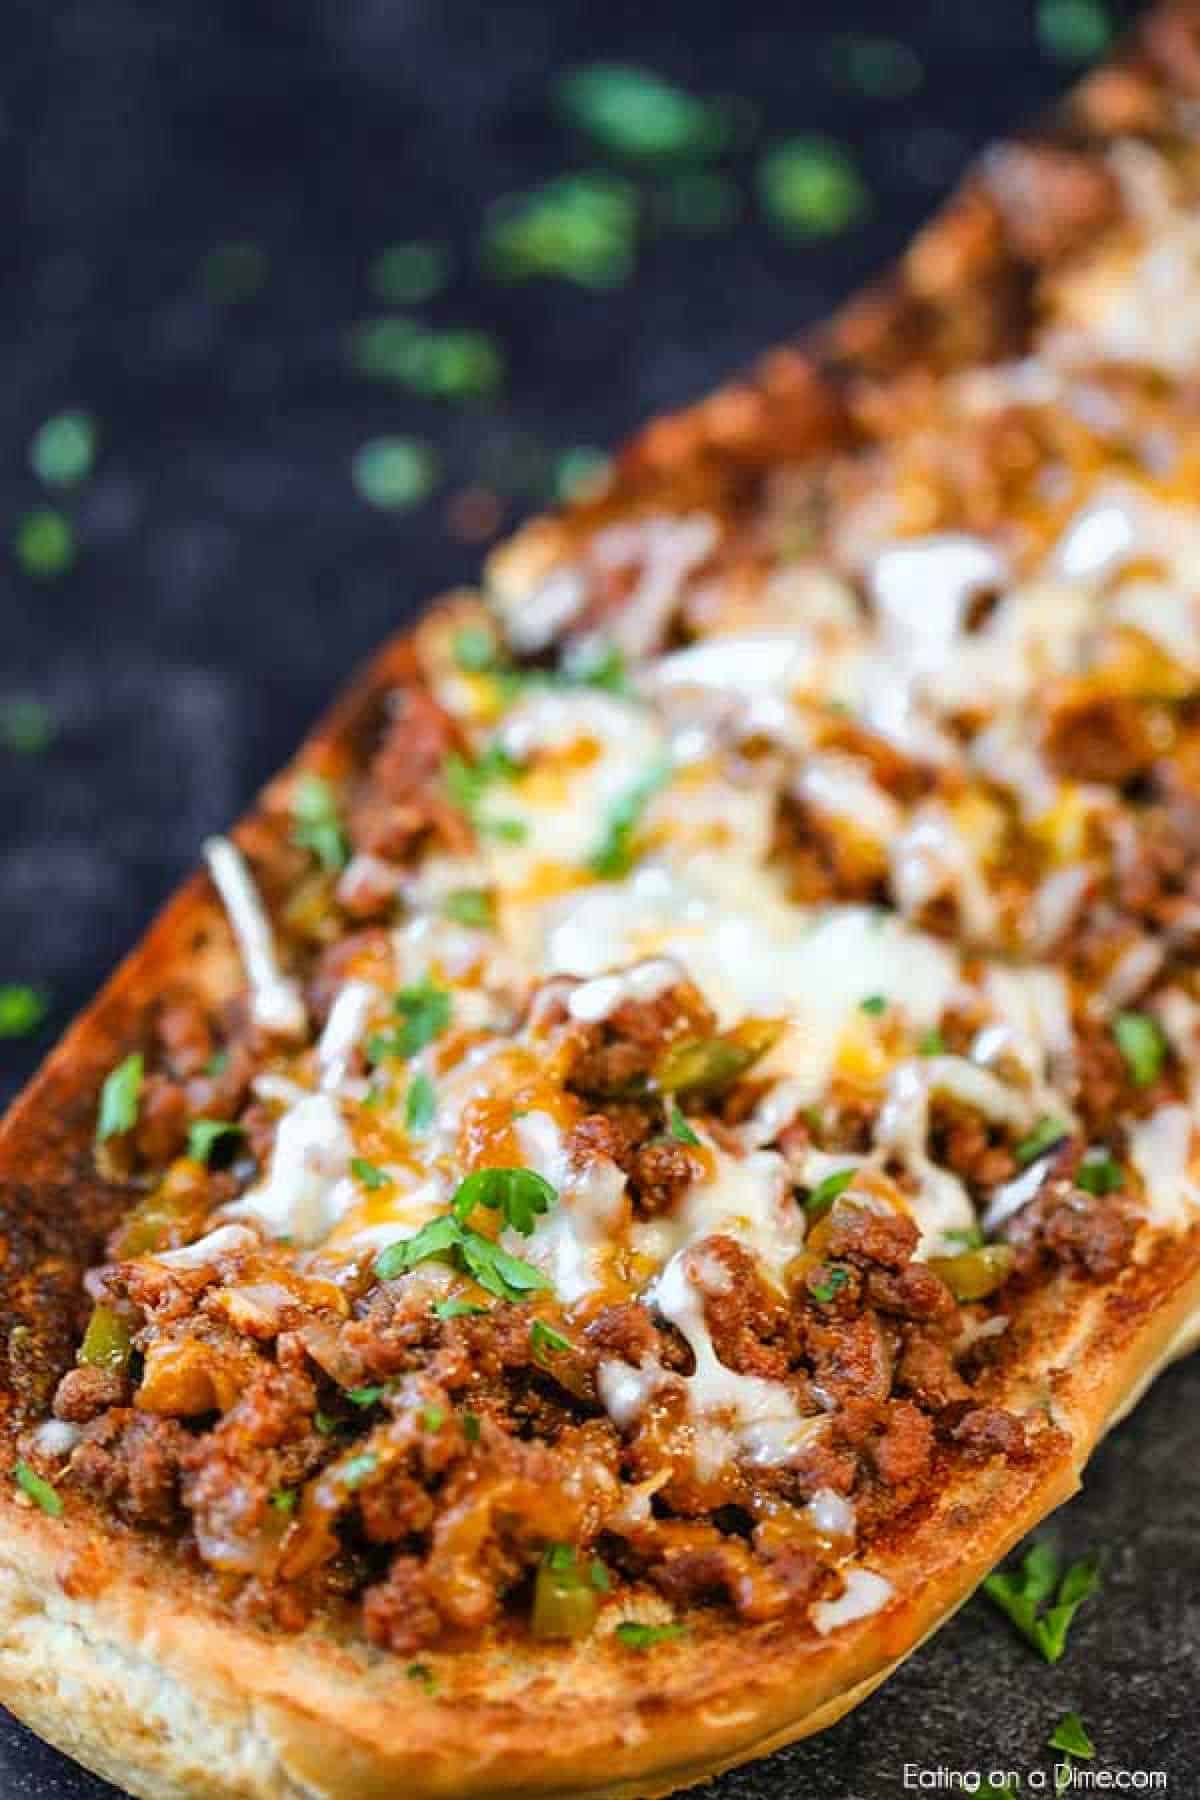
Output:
269,1487,297,1514
30,410,97,488
16,508,75,579
1077,1148,1124,1196
352,437,438,510
451,1166,557,1235
556,64,739,162
859,993,887,1015
804,1167,855,1221
405,1071,437,1135
615,1620,686,1650
982,1542,1100,1663
187,1118,244,1165
433,1296,486,1320
96,1052,143,1143
442,887,494,929
368,980,452,1063
0,696,54,754
376,1214,462,1280
0,984,49,1038
290,773,348,873
14,1461,63,1516
810,1265,850,1305
461,1410,482,1441
531,1319,571,1358
406,1661,437,1692
1049,1712,1095,1759
421,1405,445,1432
589,759,671,878
452,627,499,672
346,1385,386,1408
1113,1011,1167,1088
1014,1116,1069,1167
481,173,639,290
918,1027,946,1056
667,1103,700,1146
351,1157,391,1191
759,136,870,239
376,1215,549,1301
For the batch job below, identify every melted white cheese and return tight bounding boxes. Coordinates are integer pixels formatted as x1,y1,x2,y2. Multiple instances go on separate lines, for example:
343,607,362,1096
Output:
1128,1105,1200,1233
203,836,307,1038
567,958,680,1024
505,1110,628,1303
810,1566,893,1635
227,1092,355,1247
317,980,378,1091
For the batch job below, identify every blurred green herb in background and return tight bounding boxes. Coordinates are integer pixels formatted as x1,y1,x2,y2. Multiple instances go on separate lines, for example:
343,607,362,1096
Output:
30,411,97,488
1037,0,1112,60
0,697,55,755
202,240,269,302
652,168,742,236
758,136,870,238
369,241,453,305
15,509,75,579
555,63,750,161
350,318,505,399
824,34,924,98
353,438,439,510
0,985,49,1038
481,173,639,288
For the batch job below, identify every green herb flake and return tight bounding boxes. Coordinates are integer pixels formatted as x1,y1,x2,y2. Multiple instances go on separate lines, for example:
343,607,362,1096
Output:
452,627,499,672
442,887,494,929
406,1661,437,1693
368,980,452,1064
482,173,639,289
859,994,887,1015
825,33,924,99
314,1411,342,1437
461,1410,482,1441
405,1071,437,1135
590,1559,611,1591
1014,1116,1069,1167
377,1213,549,1303
16,508,75,579
554,447,612,504
291,773,348,873
943,1224,986,1251
589,759,671,878
1049,1712,1095,1759
918,1027,946,1057
654,168,742,237
0,696,54,754
1077,1149,1124,1196
369,241,452,306
96,1051,143,1143
452,1166,557,1235
531,1319,571,1358
205,1049,229,1077
341,1452,378,1491
352,1157,391,1192
804,1168,856,1221
352,437,438,511
187,1117,244,1165
0,985,49,1038
667,1104,700,1147
615,1620,686,1650
1113,1011,1167,1088
14,1461,63,1516
556,63,743,161
270,1487,297,1514
202,241,269,303
350,318,504,400
561,637,627,693
759,136,870,240
376,1213,463,1281
434,1297,486,1320
30,410,97,488
1037,0,1112,62
810,1265,850,1305
346,1385,386,1408
982,1541,1100,1664
421,1405,445,1432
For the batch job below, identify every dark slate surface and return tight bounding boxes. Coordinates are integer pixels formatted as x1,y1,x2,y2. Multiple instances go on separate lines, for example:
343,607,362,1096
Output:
3,1,1194,1794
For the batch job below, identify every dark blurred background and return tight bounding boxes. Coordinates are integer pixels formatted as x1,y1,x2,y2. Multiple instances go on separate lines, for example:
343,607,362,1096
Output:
7,4,1199,1797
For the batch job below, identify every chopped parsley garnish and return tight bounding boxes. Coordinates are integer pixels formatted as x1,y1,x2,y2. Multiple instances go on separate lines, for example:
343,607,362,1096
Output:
589,759,671,878
555,64,741,161
1037,0,1112,62
14,1461,63,1516
205,1049,229,1077
859,993,887,1015
201,240,268,302
290,773,348,873
96,1052,143,1143
443,743,524,841
918,1027,946,1056
451,627,499,672
30,410,97,488
0,985,49,1038
269,1488,297,1514
187,1118,244,1165
943,1223,986,1251
560,636,627,695
1077,1148,1124,1196
368,980,452,1063
461,1410,481,1441
421,1405,445,1432
804,1168,855,1221
825,33,924,99
350,319,504,400
810,1265,850,1305
1113,1011,1167,1088
376,1214,549,1302
406,1661,437,1692
0,696,54,754
758,136,870,239
531,1319,571,1358
341,1452,378,1490
351,1157,391,1192
1014,1116,1069,1166
352,437,438,510
667,1104,700,1146
1049,1711,1095,1759
482,173,639,289
982,1541,1100,1664
442,887,494,929
16,508,75,579
615,1620,686,1650
405,1071,437,1135
369,241,452,305
346,1385,386,1408
434,1297,487,1320
589,1559,611,1591
452,1166,557,1235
